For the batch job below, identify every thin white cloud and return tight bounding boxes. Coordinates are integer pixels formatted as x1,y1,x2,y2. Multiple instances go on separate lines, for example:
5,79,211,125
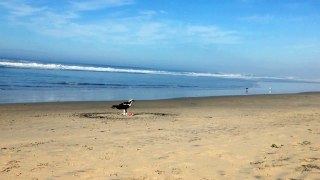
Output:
0,1,46,17
139,10,157,17
186,25,239,44
71,0,134,11
0,1,240,45
240,14,274,24
138,10,166,17
29,11,79,29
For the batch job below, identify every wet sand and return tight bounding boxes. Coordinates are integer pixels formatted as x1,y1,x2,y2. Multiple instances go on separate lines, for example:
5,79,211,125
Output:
0,93,320,179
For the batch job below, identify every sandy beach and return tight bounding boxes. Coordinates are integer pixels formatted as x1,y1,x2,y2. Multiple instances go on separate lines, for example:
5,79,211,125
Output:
0,93,320,179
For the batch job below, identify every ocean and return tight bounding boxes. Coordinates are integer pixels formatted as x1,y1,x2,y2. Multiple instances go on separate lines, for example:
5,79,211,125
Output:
1,59,320,104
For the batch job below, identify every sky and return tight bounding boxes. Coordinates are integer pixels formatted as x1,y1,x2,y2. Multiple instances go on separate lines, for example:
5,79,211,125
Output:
0,0,319,78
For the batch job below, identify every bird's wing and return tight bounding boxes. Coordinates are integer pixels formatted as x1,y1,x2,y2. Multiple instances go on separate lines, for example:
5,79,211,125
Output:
117,102,129,108
122,102,130,105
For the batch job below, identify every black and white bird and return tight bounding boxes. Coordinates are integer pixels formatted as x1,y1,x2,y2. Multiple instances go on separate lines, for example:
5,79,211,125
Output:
111,99,135,115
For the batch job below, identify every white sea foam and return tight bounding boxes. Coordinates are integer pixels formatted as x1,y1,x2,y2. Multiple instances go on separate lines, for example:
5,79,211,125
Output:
0,59,303,81
0,59,243,77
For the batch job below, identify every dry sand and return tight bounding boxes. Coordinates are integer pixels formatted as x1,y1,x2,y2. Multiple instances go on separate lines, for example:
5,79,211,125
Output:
0,93,320,179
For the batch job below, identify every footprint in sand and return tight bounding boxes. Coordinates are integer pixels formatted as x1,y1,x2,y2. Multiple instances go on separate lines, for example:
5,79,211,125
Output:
81,145,93,150
155,170,164,175
1,160,20,173
188,137,201,142
299,141,311,145
296,164,320,172
301,158,319,162
30,163,49,172
250,161,265,165
171,168,182,174
270,144,283,148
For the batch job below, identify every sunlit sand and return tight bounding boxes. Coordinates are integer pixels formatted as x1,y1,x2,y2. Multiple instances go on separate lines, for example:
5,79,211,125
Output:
1,93,319,179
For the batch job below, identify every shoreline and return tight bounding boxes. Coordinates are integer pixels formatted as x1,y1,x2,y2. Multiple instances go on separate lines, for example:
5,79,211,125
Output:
1,91,320,105
1,92,319,179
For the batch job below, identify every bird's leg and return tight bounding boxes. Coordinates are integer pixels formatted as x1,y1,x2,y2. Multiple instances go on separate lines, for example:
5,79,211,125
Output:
125,109,128,116
122,109,126,115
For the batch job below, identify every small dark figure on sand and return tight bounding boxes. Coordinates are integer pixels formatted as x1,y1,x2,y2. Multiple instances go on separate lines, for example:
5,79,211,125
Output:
112,99,135,115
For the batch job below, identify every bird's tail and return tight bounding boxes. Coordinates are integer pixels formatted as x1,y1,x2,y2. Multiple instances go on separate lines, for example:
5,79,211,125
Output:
111,105,117,109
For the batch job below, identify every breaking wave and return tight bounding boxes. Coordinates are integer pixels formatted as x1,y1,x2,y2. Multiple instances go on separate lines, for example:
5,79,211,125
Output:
0,83,198,90
0,59,300,81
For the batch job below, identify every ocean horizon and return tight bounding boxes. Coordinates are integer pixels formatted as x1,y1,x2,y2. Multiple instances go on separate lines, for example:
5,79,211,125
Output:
1,59,320,104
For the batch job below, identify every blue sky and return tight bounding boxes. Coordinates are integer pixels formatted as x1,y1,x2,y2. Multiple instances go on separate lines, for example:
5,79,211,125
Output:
0,0,319,78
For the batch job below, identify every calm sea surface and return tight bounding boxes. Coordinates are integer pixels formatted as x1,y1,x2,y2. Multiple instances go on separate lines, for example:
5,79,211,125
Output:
1,60,320,104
